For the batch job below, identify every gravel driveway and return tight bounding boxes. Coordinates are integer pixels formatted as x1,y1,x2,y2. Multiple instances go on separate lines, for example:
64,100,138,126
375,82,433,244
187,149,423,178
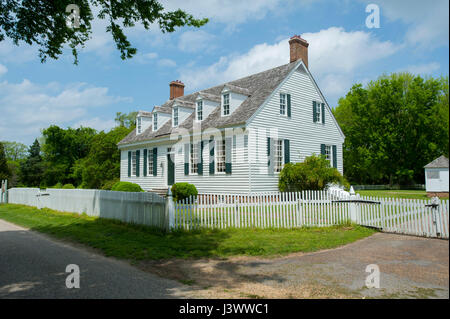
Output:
142,232,449,299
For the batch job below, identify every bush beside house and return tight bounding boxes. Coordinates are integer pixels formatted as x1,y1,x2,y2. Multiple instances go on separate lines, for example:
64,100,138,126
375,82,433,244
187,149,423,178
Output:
111,181,143,192
171,183,198,202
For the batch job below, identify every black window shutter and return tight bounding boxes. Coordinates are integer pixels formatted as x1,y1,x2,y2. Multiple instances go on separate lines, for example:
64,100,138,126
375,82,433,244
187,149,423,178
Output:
209,138,215,175
322,103,325,124
332,145,337,168
225,137,232,174
128,151,131,177
287,94,291,117
320,144,326,156
184,144,189,175
153,147,157,176
136,150,140,177
143,149,147,176
284,139,290,164
198,141,203,175
267,137,271,166
313,101,317,122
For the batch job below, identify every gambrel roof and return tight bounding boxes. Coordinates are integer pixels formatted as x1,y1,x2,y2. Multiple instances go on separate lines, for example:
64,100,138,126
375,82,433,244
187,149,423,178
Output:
118,61,298,146
424,155,449,169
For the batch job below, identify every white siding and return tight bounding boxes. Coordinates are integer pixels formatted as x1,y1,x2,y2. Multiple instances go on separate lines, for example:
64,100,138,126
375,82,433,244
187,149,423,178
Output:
154,112,171,131
247,65,345,192
120,132,250,193
425,168,449,192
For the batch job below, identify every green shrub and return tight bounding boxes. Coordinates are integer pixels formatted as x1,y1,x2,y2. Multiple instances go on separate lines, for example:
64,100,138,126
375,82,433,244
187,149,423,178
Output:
101,179,120,190
62,183,75,189
50,182,63,189
279,154,349,192
171,182,198,202
111,181,143,192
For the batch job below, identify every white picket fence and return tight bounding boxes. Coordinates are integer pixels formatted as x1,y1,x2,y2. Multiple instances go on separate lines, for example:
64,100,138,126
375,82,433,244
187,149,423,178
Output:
174,191,449,239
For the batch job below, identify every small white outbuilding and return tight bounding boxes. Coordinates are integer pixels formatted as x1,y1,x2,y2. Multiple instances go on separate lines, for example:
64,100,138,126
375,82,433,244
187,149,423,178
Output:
424,155,449,198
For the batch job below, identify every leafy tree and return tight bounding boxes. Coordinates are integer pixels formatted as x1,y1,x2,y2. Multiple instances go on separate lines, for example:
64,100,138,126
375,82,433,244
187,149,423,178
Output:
74,126,132,189
0,142,11,180
41,125,97,186
0,0,208,64
333,73,449,185
278,155,348,192
115,111,138,129
19,139,44,187
0,141,28,161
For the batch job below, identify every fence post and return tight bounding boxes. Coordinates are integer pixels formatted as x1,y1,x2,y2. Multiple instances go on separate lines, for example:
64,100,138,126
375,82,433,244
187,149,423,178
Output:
430,197,442,238
349,186,358,223
165,188,175,232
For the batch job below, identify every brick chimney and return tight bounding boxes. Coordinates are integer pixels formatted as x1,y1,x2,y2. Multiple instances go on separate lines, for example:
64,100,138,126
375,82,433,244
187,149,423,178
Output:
289,35,309,68
169,80,185,100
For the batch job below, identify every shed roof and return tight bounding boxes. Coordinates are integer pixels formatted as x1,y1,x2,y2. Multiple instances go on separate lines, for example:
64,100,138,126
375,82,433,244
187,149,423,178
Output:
424,155,449,168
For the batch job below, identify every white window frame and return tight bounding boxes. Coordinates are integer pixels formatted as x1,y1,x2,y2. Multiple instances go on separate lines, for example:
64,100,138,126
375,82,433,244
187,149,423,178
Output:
153,113,158,131
190,143,198,175
147,149,154,176
427,170,440,179
324,145,333,165
137,117,142,134
173,107,179,127
316,101,322,123
131,151,137,177
196,100,203,121
222,93,230,116
280,93,287,116
275,140,284,173
215,139,226,173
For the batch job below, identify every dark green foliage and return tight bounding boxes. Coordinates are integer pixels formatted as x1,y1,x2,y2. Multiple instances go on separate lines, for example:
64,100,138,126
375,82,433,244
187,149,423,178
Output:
0,0,208,64
111,181,143,192
278,155,348,192
62,184,75,189
171,182,198,202
0,142,11,180
101,179,120,190
334,73,449,185
115,111,138,129
18,139,44,187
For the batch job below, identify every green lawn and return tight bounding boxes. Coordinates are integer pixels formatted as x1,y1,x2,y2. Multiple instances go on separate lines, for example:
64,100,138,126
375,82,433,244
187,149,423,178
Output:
357,189,447,200
0,204,375,260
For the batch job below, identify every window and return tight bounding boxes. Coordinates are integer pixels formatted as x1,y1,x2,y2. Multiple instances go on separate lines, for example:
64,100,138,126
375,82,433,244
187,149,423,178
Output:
280,93,287,116
190,143,198,174
131,151,137,176
275,140,284,172
427,171,440,179
223,93,230,116
137,117,142,134
147,149,153,176
315,102,322,123
233,135,237,163
324,145,332,163
216,139,226,173
197,101,203,121
173,107,179,126
153,113,158,131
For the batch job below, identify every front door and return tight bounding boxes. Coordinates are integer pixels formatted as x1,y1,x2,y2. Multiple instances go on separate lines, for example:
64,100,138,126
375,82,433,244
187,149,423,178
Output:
167,152,175,186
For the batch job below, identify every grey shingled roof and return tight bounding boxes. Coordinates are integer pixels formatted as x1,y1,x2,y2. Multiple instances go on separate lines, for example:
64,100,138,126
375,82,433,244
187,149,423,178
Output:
424,155,449,168
118,61,298,146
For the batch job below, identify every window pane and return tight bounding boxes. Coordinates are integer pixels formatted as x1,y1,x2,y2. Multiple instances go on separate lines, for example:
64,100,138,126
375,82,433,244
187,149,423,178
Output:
131,151,137,176
190,143,198,174
280,94,286,115
216,140,226,172
427,171,440,179
275,140,283,172
148,149,153,176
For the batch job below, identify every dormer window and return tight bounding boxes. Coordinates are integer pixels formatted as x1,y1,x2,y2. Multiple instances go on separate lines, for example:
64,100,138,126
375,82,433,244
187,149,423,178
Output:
223,93,230,116
197,101,203,121
153,113,158,131
137,117,142,134
173,107,179,127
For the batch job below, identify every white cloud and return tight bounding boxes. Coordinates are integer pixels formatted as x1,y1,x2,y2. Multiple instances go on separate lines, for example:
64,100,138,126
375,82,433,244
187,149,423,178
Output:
0,79,131,144
178,30,216,53
0,40,37,64
366,0,449,48
134,52,159,64
0,64,7,76
397,62,441,75
179,27,399,103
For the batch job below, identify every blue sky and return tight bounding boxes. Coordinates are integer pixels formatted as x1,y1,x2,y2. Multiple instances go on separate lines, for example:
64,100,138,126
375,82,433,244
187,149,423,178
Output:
0,0,448,146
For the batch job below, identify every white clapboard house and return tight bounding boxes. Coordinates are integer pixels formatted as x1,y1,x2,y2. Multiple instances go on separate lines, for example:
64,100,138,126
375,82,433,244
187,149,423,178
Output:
118,35,345,194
